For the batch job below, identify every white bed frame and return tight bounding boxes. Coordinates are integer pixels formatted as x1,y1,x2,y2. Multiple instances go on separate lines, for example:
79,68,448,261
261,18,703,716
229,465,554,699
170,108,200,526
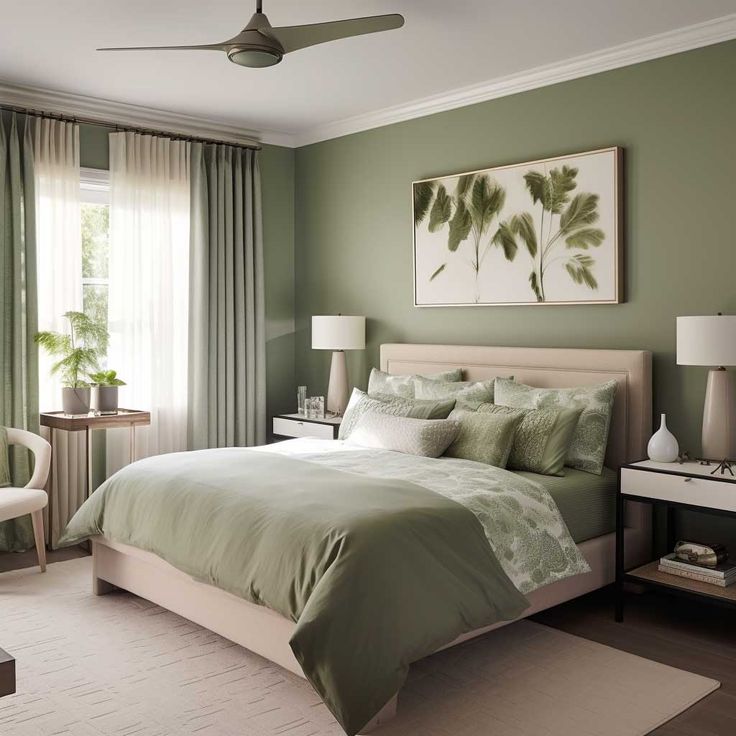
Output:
92,343,653,733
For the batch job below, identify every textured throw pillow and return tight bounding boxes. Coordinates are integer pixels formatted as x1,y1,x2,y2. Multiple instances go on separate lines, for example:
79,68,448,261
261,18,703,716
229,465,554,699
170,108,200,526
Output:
468,403,582,476
444,409,523,468
367,367,463,399
347,413,459,457
338,388,456,440
493,378,617,475
413,376,497,407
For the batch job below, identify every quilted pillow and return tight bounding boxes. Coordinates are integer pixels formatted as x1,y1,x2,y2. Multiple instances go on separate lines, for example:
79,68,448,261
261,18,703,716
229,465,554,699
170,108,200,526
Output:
367,367,463,399
470,403,582,476
493,378,617,475
444,409,522,468
413,376,496,407
347,413,459,457
338,388,456,440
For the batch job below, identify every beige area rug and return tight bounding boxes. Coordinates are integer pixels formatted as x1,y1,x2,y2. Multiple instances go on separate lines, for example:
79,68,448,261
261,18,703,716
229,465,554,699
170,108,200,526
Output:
0,558,719,736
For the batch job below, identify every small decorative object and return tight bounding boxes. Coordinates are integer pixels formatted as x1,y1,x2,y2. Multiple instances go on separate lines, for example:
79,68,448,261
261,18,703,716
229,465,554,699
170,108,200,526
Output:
34,311,109,415
306,396,325,420
674,540,728,568
297,385,307,415
312,315,366,416
89,370,126,415
677,314,736,461
647,413,679,463
413,147,623,306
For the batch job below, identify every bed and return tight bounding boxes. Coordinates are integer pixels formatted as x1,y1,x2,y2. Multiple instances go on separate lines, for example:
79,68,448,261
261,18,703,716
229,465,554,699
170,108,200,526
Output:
68,344,652,734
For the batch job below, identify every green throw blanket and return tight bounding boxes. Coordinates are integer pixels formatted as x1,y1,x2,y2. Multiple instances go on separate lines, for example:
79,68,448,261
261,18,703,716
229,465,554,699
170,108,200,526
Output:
0,427,11,488
60,448,529,735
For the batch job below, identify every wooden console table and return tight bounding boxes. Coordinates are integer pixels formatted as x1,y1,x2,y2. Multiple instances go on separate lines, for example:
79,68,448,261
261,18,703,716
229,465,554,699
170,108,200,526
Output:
0,648,15,697
39,410,150,539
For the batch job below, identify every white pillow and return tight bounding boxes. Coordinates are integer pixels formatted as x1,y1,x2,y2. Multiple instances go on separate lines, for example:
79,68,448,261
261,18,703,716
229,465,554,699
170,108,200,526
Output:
347,412,459,458
367,367,463,399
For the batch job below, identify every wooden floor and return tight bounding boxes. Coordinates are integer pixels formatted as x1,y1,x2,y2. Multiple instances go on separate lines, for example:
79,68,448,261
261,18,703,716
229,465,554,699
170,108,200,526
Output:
1,548,733,734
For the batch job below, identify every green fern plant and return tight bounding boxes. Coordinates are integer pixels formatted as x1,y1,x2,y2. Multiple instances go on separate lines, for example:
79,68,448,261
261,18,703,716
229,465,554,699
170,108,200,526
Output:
35,311,109,388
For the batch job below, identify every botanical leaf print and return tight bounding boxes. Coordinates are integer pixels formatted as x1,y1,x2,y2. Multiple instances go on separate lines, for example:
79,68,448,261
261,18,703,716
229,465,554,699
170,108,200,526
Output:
261,439,591,594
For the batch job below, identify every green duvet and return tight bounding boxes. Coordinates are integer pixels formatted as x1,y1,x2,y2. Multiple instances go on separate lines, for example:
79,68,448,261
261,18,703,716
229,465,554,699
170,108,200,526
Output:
61,448,529,735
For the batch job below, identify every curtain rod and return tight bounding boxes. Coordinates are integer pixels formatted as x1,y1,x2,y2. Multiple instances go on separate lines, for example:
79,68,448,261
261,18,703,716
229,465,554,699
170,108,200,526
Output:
0,102,261,151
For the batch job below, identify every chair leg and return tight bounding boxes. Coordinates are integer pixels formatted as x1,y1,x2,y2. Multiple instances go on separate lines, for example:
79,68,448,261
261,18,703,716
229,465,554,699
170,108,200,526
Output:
31,510,46,573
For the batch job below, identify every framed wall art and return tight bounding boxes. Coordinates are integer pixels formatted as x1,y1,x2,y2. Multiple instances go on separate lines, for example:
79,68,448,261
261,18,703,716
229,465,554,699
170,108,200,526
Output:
413,147,623,307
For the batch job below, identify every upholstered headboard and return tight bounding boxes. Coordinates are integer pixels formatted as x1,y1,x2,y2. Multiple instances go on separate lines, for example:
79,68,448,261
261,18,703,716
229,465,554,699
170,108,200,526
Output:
380,344,652,469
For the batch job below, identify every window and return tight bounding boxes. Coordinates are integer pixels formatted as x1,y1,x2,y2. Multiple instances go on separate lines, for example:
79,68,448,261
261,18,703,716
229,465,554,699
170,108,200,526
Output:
80,168,110,330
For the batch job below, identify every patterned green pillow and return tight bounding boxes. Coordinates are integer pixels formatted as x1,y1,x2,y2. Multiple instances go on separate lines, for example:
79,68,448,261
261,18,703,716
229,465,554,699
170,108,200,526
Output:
466,402,582,476
338,388,456,440
367,367,463,399
493,378,617,475
413,376,496,407
444,409,523,468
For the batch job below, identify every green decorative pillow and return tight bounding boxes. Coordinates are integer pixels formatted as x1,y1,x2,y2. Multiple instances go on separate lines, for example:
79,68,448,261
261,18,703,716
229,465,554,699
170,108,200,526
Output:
367,367,463,399
413,376,496,407
348,413,460,457
338,388,456,440
493,378,617,475
444,409,522,468
469,403,582,476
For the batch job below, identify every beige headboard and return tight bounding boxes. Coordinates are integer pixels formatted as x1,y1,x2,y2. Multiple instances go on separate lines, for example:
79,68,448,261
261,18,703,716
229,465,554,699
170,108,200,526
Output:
380,344,652,469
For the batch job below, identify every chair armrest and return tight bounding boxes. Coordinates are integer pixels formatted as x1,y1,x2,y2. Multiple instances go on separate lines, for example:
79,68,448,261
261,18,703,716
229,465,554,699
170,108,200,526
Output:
5,428,51,490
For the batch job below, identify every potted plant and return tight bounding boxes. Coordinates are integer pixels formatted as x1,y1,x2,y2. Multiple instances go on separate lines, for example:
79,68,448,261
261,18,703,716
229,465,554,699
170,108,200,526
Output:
89,370,126,414
35,311,109,415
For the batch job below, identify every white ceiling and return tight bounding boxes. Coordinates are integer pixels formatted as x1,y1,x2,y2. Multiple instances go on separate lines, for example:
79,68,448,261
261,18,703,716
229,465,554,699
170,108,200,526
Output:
2,0,736,146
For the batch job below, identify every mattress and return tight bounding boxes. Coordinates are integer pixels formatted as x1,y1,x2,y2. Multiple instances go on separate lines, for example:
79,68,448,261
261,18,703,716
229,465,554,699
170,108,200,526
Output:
515,467,617,543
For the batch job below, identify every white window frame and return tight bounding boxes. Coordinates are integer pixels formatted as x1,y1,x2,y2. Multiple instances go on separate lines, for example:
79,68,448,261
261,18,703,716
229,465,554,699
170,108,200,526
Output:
80,167,111,311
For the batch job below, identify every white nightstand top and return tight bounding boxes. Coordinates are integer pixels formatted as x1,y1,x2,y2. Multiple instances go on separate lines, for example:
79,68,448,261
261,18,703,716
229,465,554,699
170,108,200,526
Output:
621,460,736,513
625,459,736,483
276,413,342,426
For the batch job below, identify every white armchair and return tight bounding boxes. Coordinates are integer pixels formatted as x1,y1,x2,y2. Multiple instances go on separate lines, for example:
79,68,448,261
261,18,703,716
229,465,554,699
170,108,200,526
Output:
0,428,51,571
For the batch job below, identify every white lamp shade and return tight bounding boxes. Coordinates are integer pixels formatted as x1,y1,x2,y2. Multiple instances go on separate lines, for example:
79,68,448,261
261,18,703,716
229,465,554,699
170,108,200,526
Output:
312,315,366,351
677,315,736,366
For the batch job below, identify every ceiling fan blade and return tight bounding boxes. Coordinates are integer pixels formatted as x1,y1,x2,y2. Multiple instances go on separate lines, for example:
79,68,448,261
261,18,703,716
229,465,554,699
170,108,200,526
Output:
97,43,226,52
268,13,404,53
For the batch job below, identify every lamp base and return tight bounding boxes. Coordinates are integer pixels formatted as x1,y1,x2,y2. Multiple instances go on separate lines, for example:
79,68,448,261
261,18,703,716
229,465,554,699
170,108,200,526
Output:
326,351,349,416
702,367,736,460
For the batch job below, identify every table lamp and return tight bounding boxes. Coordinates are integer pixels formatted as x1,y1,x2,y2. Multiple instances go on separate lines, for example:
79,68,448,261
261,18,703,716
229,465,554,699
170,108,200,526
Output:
677,314,736,460
312,315,366,416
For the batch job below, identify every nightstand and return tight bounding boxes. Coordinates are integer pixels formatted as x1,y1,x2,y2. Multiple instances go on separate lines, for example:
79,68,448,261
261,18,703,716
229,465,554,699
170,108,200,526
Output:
272,413,342,440
616,459,736,622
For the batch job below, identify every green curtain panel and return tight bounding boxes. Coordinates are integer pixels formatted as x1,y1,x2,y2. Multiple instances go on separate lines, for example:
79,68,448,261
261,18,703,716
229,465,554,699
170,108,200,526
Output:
0,113,39,551
188,143,266,449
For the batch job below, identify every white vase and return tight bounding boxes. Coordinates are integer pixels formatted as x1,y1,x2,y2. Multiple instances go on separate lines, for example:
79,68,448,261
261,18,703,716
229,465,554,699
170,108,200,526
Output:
647,413,679,463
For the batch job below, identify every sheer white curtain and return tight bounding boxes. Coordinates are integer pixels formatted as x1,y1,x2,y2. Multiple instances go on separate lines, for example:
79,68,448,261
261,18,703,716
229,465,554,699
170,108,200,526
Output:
107,132,190,474
33,117,86,546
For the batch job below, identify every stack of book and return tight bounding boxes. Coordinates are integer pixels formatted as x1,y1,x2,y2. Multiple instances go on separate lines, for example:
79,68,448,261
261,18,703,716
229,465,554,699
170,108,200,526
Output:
658,553,736,587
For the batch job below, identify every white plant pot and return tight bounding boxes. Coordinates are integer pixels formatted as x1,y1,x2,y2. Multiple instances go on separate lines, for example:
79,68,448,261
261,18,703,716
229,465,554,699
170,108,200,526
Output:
647,413,679,463
92,386,119,414
62,387,91,415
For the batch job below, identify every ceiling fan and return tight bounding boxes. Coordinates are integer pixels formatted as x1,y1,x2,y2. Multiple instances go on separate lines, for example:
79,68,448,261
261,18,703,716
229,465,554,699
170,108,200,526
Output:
98,0,405,68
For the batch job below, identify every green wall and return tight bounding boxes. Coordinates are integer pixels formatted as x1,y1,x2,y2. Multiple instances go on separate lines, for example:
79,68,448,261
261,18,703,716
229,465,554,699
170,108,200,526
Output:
77,124,296,425
295,40,736,451
294,41,736,546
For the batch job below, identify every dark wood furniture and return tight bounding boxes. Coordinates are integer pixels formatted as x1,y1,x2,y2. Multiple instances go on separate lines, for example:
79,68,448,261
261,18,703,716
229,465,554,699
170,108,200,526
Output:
0,648,15,697
616,459,736,622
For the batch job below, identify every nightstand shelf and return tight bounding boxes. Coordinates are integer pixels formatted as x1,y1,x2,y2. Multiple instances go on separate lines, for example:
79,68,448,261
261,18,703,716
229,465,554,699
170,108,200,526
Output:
272,413,342,440
616,460,736,621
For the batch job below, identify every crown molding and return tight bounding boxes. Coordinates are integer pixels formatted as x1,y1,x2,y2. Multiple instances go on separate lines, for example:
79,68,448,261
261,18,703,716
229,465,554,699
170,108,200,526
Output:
294,13,736,147
0,80,296,148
